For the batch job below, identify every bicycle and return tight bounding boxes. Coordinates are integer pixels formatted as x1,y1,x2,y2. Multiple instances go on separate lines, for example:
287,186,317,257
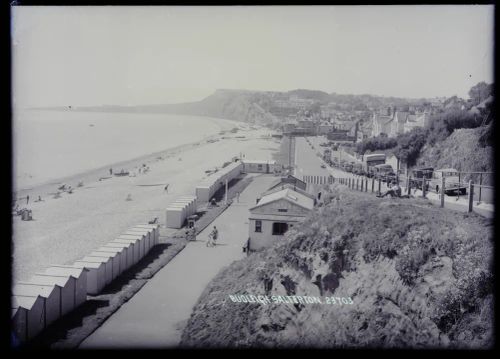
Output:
206,233,216,247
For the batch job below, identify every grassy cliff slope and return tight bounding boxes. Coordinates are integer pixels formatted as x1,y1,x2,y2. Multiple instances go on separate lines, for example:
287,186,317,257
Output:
181,186,493,349
417,126,493,184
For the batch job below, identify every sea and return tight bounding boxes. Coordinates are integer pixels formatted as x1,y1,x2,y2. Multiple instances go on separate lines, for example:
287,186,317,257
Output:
13,109,236,191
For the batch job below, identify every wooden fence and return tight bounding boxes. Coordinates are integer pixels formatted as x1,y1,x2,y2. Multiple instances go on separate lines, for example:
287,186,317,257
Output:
335,174,492,214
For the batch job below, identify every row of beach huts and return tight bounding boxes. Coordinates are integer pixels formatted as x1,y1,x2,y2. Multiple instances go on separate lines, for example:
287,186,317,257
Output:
12,158,280,345
165,159,281,229
12,223,160,344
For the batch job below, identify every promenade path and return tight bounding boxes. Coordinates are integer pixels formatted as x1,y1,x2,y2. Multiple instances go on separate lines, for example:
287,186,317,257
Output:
80,174,277,348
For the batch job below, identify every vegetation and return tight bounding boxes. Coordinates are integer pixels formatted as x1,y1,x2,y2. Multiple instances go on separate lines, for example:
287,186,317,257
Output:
354,81,493,169
468,82,494,106
426,110,483,146
181,186,493,348
355,134,397,154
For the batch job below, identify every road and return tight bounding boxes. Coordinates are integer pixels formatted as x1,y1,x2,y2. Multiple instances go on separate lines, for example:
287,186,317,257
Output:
299,136,493,218
293,137,335,180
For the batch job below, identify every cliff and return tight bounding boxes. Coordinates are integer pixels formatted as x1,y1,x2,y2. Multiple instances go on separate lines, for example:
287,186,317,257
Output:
181,186,493,349
416,126,493,185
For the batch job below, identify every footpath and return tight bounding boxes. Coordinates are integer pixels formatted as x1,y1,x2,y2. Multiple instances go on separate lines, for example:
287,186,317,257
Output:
80,174,277,348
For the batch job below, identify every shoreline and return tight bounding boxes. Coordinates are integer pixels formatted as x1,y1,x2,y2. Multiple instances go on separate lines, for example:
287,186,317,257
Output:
13,118,242,202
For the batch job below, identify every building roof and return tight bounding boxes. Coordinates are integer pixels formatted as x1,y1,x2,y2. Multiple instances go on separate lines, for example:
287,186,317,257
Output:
268,175,307,191
261,183,315,200
250,188,314,211
30,274,74,288
243,159,277,165
376,115,394,125
44,266,87,278
13,282,60,298
12,295,43,311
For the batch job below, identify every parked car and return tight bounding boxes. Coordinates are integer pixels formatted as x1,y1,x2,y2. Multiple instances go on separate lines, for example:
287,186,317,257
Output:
372,164,395,183
409,167,433,190
320,164,326,169
352,163,364,175
343,163,353,172
429,168,467,195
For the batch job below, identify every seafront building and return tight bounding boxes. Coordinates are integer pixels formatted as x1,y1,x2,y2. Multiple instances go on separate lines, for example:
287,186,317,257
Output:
247,179,314,252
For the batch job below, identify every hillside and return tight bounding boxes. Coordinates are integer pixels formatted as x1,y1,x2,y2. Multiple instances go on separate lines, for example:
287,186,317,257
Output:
55,88,434,129
416,126,493,185
180,186,493,349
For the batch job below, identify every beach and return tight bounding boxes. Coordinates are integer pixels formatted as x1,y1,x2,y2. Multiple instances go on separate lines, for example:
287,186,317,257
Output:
12,113,280,282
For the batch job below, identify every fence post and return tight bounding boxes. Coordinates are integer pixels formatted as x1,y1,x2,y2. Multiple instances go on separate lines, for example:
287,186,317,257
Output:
478,173,483,204
407,176,411,196
468,180,474,212
348,178,350,188
440,176,445,208
365,178,368,192
356,178,359,190
371,178,375,193
422,175,426,198
378,178,381,195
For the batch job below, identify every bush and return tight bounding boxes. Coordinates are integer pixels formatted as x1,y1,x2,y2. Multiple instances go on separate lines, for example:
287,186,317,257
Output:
393,127,428,167
427,110,482,146
355,136,397,155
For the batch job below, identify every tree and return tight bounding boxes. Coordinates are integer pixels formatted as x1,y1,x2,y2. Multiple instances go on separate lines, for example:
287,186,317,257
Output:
468,82,493,106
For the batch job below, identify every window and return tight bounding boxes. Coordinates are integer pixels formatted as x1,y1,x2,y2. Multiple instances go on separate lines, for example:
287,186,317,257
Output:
278,209,288,213
255,220,262,233
272,222,288,235
257,164,263,170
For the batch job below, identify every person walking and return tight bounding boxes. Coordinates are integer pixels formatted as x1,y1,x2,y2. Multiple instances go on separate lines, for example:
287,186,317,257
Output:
207,226,218,247
109,168,113,175
164,184,169,193
26,195,29,205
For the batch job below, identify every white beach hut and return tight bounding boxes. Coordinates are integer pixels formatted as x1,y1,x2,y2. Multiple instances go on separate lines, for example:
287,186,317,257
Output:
134,223,160,247
73,261,106,295
11,306,27,344
125,228,151,254
96,246,127,275
176,196,197,216
12,295,46,342
29,274,76,317
43,265,88,308
166,202,188,229
110,238,139,266
89,251,121,280
13,283,60,326
80,256,113,286
103,242,134,270
117,234,144,261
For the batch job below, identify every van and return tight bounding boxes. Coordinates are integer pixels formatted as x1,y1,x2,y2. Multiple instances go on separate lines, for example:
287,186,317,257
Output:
429,168,467,195
409,167,433,190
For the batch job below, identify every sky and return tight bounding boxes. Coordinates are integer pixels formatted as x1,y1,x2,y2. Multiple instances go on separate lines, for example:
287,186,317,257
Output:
11,5,494,108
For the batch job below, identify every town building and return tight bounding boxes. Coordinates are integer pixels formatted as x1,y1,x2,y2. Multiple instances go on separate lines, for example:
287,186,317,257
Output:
371,113,393,137
242,160,281,174
248,188,314,252
403,113,429,133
